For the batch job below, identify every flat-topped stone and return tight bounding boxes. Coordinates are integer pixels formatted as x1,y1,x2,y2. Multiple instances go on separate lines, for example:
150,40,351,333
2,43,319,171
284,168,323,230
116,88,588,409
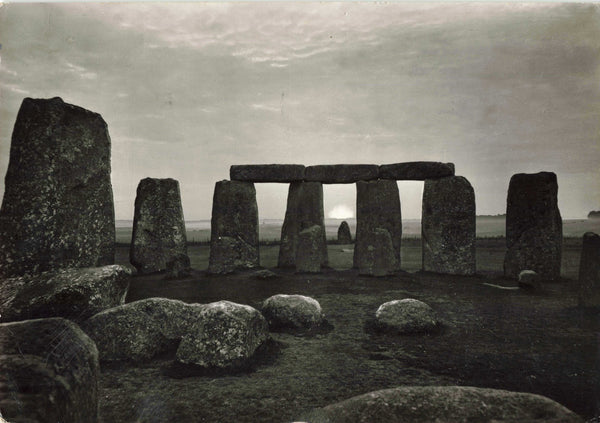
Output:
230,164,305,183
379,161,455,180
304,164,379,183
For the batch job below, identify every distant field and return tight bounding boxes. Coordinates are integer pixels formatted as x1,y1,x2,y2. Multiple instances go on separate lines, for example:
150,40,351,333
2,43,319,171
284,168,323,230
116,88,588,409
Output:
115,217,600,244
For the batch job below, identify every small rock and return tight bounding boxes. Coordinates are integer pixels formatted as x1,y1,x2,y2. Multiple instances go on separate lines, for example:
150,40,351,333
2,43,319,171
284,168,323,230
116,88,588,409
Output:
251,269,279,280
519,270,541,290
375,299,438,334
337,220,352,244
296,225,323,273
262,294,324,330
176,301,268,370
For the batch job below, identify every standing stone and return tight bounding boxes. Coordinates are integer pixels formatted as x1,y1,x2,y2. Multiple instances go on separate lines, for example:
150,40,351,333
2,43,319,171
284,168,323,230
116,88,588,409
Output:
504,172,562,280
0,97,115,278
422,176,476,275
130,178,189,274
337,220,353,244
354,180,402,270
208,180,259,274
358,228,398,276
578,232,600,307
296,225,323,273
278,182,328,268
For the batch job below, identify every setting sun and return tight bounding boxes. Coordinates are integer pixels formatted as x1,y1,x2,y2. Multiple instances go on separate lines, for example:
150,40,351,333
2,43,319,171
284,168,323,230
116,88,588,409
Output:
328,204,354,219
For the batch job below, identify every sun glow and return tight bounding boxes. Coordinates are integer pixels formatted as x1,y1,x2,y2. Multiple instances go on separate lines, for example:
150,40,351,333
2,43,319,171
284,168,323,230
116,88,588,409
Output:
328,204,354,219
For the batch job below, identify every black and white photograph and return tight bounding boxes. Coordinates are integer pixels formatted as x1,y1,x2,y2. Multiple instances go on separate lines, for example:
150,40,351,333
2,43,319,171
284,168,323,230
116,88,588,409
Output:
0,2,599,422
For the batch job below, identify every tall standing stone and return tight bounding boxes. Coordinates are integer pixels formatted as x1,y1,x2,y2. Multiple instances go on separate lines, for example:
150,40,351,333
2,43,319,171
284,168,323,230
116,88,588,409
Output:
278,182,328,268
130,178,189,274
578,232,600,307
354,180,402,270
422,176,476,275
0,97,114,278
504,172,562,280
358,228,398,276
296,225,323,273
208,180,259,274
337,220,353,244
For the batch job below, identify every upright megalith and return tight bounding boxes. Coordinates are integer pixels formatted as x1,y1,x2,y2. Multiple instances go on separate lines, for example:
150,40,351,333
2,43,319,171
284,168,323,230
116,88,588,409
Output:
504,172,562,280
278,182,328,268
296,225,323,273
208,180,259,274
578,232,600,307
0,97,115,278
357,228,397,276
422,176,476,275
130,178,189,274
354,180,402,270
337,220,353,244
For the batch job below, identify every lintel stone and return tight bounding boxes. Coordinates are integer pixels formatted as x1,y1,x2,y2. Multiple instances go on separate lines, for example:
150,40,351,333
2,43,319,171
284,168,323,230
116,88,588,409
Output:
379,162,455,180
304,164,379,183
230,164,305,183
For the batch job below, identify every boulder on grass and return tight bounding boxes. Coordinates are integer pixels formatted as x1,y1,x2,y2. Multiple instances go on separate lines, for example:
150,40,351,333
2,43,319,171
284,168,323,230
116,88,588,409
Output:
261,294,324,330
176,301,268,370
0,317,99,423
301,386,583,423
81,298,205,362
375,299,438,334
519,270,541,290
0,265,131,323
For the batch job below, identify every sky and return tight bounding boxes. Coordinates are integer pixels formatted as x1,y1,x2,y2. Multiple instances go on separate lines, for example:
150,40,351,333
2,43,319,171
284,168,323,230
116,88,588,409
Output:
0,2,599,220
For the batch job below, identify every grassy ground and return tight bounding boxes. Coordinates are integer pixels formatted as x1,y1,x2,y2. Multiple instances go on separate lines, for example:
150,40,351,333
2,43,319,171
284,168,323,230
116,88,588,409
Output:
102,238,599,422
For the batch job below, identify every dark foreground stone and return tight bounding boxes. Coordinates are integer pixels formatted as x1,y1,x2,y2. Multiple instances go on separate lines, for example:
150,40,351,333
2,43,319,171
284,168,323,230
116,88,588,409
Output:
337,220,352,244
422,176,476,275
0,265,131,323
578,232,600,307
130,178,189,274
230,164,305,182
0,318,99,423
379,161,455,180
301,386,583,423
208,180,259,274
0,97,115,278
304,164,379,183
504,172,562,280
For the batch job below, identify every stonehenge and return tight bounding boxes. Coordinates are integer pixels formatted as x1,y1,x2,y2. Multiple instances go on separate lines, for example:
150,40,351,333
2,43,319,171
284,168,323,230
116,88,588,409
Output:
578,232,600,307
337,221,352,244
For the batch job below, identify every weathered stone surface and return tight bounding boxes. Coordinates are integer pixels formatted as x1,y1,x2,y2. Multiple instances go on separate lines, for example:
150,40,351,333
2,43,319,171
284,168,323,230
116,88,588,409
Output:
504,172,562,280
304,164,379,183
296,225,323,273
0,318,99,423
301,386,583,423
0,265,131,323
0,97,115,278
130,178,189,274
354,180,402,270
337,220,352,244
422,176,476,275
262,294,324,330
251,269,279,280
82,298,205,362
519,270,541,290
358,228,397,276
165,253,192,279
176,301,268,369
278,182,328,268
578,232,600,307
375,299,438,334
379,161,455,180
230,164,305,182
208,180,259,274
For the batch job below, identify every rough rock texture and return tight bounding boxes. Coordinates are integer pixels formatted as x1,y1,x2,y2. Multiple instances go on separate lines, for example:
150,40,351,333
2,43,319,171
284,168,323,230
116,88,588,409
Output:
504,172,562,280
0,265,131,323
176,301,268,369
578,232,600,307
375,299,438,334
379,161,455,180
0,318,99,423
82,298,205,362
0,97,115,278
208,180,259,274
358,228,398,276
422,176,476,275
278,182,328,268
354,180,402,270
130,178,189,274
301,386,583,423
230,164,305,182
337,220,352,244
304,164,379,183
519,270,541,290
261,294,324,330
165,253,192,279
296,225,323,273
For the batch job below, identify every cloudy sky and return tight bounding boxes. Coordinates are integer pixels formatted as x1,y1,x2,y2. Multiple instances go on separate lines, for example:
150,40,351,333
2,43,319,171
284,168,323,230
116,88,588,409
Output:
0,2,599,220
